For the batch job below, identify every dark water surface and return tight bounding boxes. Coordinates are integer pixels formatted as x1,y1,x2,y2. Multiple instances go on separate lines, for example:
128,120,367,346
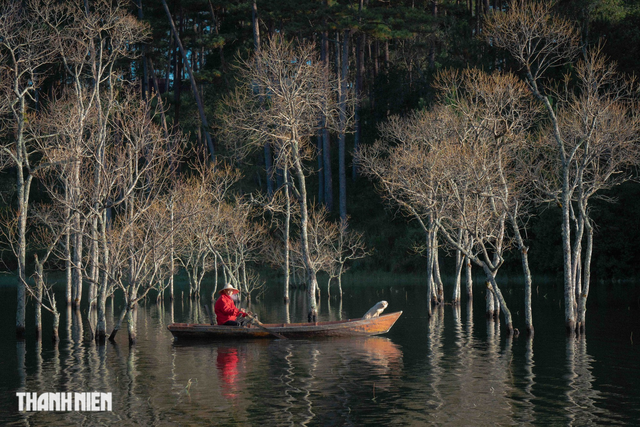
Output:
1,275,639,426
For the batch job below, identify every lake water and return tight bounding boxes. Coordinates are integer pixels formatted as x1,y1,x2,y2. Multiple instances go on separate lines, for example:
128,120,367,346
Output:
1,275,639,426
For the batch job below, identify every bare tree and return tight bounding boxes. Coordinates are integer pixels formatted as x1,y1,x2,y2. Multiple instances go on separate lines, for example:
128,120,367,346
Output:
258,178,301,304
297,206,338,301
434,68,540,334
485,1,640,333
173,174,220,299
103,94,181,344
0,0,56,338
222,35,341,322
33,0,150,316
358,97,524,333
357,108,456,318
0,207,65,341
326,219,369,298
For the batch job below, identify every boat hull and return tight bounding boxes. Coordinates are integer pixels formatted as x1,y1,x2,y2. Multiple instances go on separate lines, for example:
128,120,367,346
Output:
167,311,402,340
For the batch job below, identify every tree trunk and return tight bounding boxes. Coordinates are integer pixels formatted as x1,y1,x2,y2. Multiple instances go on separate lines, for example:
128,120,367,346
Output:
161,0,215,161
95,210,109,343
338,30,349,221
127,303,138,345
527,76,575,333
16,176,28,339
251,1,260,51
15,96,30,339
317,134,324,204
71,219,83,309
52,310,60,343
292,144,318,322
577,215,593,334
465,255,473,299
433,238,444,304
35,272,43,341
169,197,175,301
283,168,291,304
353,31,365,181
511,214,534,335
485,282,495,319
136,0,149,100
322,30,333,211
425,220,435,317
453,248,463,305
483,266,514,334
88,217,99,307
65,185,72,306
147,57,170,138
109,305,128,342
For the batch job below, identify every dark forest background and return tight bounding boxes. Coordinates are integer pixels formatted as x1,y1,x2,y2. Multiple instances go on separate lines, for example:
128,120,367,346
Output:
2,0,640,280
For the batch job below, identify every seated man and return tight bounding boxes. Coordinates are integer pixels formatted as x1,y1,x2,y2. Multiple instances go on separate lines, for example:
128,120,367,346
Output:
214,283,249,326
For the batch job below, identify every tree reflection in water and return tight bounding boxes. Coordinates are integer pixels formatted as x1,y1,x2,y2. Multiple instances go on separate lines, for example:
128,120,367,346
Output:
565,336,605,425
427,305,445,413
3,284,639,425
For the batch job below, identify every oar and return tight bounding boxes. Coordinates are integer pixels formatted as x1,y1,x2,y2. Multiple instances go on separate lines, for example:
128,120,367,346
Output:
245,313,287,340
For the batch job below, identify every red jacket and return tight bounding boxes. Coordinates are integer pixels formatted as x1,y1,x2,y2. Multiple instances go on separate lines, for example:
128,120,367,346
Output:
215,294,246,324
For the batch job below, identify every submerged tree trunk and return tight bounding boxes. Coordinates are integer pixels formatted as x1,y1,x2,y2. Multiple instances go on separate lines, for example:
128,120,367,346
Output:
126,304,138,345
485,282,495,319
109,304,128,342
433,238,444,304
453,248,463,305
65,186,72,306
15,104,32,339
71,218,83,309
483,266,513,335
425,219,436,317
95,211,109,343
465,255,473,299
577,215,593,334
515,229,534,335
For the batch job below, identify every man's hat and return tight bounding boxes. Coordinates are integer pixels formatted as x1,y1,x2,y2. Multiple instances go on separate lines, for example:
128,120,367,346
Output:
219,283,240,295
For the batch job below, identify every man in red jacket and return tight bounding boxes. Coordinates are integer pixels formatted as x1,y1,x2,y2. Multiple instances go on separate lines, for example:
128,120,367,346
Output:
214,283,249,325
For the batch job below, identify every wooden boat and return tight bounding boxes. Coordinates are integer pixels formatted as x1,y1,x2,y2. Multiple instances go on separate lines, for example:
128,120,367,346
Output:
167,311,402,340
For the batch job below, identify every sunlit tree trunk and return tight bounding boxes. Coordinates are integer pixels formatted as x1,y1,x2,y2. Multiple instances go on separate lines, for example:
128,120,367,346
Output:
433,235,444,304
283,168,291,304
293,144,319,322
96,211,109,343
485,281,495,319
577,207,593,334
465,255,473,299
453,247,463,305
65,186,72,306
